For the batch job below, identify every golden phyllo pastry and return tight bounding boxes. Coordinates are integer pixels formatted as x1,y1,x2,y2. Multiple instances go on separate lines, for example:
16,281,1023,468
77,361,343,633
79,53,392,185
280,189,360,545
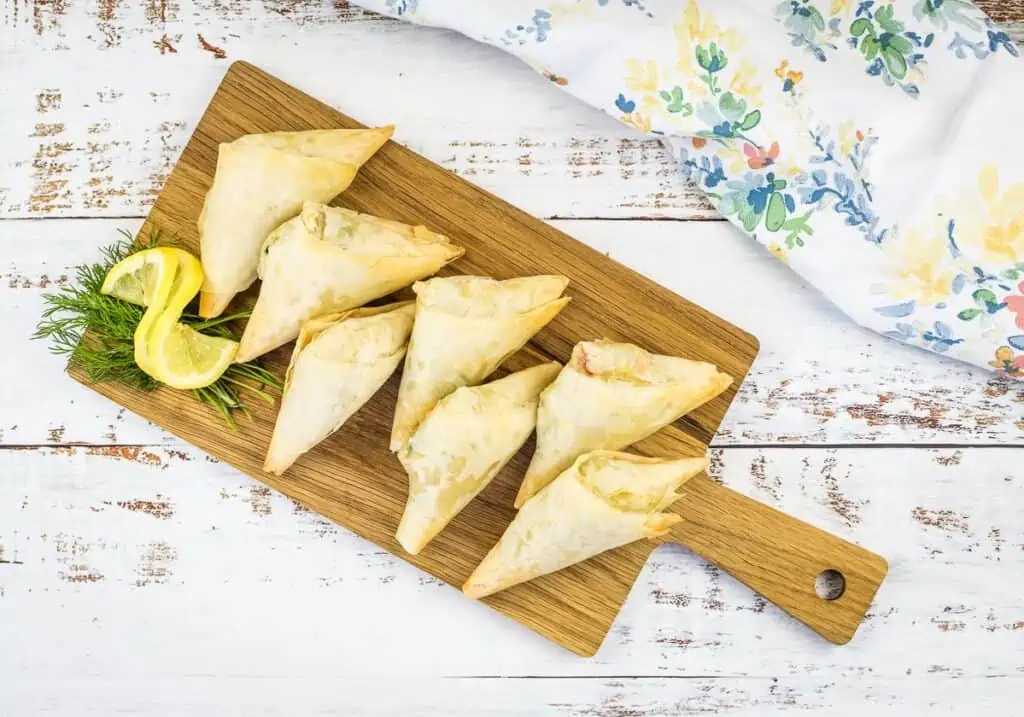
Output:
198,127,393,318
264,301,416,475
464,451,708,599
396,362,561,555
389,275,570,451
515,340,731,507
235,202,462,363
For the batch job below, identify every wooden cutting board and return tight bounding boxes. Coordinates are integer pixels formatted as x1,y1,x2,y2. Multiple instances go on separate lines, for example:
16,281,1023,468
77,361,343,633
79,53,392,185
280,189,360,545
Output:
70,61,887,656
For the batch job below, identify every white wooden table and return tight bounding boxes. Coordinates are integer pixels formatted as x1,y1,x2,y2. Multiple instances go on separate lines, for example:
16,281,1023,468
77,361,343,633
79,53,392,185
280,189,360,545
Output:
2,3,1023,714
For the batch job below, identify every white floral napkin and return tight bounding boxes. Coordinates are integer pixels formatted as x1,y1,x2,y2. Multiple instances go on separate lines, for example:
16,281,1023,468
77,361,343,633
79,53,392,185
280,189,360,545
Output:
354,0,1024,378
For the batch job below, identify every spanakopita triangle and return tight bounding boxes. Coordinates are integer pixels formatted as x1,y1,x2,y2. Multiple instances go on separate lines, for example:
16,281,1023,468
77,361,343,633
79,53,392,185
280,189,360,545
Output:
464,451,708,599
515,340,731,507
396,362,561,555
198,126,393,318
264,301,416,476
389,275,570,451
235,202,462,363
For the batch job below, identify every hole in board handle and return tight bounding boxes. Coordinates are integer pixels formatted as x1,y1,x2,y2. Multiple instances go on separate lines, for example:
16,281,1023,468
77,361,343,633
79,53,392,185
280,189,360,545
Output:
815,569,846,601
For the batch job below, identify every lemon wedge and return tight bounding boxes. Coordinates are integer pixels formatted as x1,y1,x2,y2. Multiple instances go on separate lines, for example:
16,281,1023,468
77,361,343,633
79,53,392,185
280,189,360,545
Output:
100,247,179,306
102,246,239,390
152,248,205,319
146,250,239,389
100,248,180,376
146,322,239,389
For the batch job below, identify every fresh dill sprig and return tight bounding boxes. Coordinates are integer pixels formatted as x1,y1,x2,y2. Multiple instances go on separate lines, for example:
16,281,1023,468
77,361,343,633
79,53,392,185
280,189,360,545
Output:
33,229,282,429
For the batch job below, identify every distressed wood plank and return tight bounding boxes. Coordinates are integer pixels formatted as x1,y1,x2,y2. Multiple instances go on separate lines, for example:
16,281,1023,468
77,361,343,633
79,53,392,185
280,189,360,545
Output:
4,219,1021,447
0,21,711,220
4,2,1023,711
4,0,1019,51
4,0,1020,220
978,0,1024,30
4,675,1024,716
4,0,1021,44
1,445,1020,679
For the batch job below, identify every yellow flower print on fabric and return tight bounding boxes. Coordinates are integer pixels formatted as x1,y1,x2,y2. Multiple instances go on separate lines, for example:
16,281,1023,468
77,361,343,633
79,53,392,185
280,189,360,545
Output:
768,241,790,264
873,165,1024,363
625,59,659,93
673,0,748,95
548,2,596,24
729,58,763,107
830,0,896,15
956,165,1024,266
829,0,854,16
613,0,764,139
675,0,746,54
837,120,862,159
620,109,653,133
775,60,804,96
616,0,769,137
721,145,750,176
989,346,1024,377
621,59,663,130
880,217,956,305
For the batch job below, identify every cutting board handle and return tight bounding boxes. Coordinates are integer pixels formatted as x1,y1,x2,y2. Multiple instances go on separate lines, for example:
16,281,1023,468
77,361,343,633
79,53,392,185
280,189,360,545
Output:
667,474,888,644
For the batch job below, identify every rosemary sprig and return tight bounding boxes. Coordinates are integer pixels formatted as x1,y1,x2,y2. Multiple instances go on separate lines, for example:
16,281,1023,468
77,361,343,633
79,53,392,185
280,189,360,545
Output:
33,230,282,428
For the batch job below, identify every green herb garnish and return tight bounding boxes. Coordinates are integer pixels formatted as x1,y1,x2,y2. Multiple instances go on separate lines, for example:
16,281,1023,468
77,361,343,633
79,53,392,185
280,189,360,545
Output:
33,230,282,428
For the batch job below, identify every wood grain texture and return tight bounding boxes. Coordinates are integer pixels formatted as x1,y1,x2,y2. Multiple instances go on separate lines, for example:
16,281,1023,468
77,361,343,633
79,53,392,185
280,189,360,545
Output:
671,476,886,644
65,61,888,654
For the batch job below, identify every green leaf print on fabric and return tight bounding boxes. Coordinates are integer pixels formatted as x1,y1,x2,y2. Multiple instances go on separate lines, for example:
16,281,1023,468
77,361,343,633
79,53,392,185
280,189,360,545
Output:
766,192,788,232
659,86,694,115
848,2,931,96
776,0,842,62
696,41,728,93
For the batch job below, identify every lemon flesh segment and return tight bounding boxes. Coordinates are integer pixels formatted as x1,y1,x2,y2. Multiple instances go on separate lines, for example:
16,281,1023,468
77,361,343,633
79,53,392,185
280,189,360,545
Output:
127,251,181,377
145,248,237,389
101,247,180,306
158,249,204,316
148,322,238,390
137,247,204,367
